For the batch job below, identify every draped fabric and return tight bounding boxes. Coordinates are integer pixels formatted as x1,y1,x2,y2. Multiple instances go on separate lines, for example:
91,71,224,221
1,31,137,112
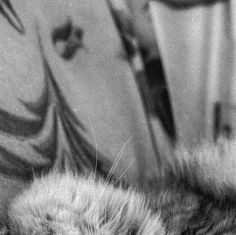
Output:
0,0,161,186
150,0,228,8
150,0,236,146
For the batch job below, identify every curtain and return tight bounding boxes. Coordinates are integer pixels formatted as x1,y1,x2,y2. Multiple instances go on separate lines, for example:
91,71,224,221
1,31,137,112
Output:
150,0,236,146
0,0,161,187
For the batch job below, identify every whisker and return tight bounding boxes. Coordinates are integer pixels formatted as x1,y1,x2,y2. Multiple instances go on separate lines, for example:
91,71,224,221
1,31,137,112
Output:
95,134,134,218
113,161,134,186
94,136,134,212
106,134,134,183
87,117,98,180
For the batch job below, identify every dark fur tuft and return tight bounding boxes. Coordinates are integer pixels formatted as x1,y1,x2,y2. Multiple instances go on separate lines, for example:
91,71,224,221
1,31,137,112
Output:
157,138,236,234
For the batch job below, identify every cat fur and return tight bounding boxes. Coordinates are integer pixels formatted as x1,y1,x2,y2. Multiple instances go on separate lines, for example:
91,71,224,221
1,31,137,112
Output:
5,138,236,234
7,172,164,235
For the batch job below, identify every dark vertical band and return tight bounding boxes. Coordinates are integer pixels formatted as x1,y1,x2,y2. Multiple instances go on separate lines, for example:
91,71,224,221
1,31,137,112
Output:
0,0,25,34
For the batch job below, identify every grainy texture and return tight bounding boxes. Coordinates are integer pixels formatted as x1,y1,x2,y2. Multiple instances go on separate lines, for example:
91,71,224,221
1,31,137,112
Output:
157,139,236,234
8,172,164,235
6,139,236,234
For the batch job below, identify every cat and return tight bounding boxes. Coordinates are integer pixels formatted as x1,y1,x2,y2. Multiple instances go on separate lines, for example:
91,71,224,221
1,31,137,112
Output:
4,138,236,235
7,172,164,235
